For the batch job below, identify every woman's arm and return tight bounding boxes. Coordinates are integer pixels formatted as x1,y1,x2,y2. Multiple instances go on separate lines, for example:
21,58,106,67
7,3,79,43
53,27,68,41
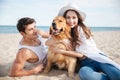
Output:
51,47,84,58
45,37,84,58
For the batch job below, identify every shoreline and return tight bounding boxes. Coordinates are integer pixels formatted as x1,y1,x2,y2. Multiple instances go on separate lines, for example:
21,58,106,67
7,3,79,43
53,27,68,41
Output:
0,31,120,80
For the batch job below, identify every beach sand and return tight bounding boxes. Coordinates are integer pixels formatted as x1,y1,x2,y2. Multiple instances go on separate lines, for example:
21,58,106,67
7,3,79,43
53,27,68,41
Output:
0,31,120,80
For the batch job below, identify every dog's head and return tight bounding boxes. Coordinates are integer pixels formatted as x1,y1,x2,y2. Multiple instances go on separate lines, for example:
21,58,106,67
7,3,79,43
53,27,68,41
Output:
50,16,71,38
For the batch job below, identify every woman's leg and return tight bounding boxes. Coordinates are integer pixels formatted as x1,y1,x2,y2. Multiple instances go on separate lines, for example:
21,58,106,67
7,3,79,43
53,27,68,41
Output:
79,66,108,80
100,63,120,80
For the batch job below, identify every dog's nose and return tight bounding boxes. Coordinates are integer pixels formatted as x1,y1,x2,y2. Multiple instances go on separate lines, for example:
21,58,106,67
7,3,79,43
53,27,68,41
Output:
52,22,56,29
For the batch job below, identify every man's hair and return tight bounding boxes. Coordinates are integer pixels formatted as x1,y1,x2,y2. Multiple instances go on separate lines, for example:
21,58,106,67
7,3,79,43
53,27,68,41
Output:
17,17,36,33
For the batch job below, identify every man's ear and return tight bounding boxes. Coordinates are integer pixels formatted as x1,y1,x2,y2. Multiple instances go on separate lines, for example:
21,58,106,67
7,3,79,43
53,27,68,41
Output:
20,32,25,36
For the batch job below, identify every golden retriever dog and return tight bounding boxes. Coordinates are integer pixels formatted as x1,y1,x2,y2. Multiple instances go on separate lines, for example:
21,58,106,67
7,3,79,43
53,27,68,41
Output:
44,16,77,77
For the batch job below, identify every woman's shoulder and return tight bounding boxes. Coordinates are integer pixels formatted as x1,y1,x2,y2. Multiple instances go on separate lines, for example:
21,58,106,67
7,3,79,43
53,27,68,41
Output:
78,26,85,36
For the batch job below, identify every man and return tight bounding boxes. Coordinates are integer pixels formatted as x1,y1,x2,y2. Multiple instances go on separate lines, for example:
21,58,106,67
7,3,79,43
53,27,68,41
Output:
9,17,49,77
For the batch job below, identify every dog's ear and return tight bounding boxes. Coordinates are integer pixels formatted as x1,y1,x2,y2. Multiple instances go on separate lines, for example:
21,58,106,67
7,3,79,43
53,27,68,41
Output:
49,27,52,35
65,24,71,38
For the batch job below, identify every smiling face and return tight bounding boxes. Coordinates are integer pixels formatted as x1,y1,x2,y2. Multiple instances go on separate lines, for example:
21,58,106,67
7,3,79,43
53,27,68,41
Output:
50,16,68,35
50,16,71,39
65,10,78,28
21,22,38,40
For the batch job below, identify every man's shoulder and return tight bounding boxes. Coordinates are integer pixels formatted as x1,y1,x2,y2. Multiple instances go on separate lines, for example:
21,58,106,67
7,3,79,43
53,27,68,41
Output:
17,48,32,56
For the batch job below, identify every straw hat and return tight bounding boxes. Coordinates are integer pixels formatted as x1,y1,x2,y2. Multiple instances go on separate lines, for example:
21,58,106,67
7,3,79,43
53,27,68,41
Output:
58,3,86,21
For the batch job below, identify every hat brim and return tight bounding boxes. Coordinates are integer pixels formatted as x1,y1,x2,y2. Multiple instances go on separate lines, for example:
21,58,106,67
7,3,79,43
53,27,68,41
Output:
58,6,86,21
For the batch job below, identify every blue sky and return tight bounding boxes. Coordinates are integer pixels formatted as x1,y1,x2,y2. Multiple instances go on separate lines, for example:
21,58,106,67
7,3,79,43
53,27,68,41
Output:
0,0,120,27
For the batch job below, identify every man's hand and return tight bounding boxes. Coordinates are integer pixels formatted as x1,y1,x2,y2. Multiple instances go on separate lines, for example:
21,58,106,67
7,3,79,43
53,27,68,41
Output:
33,64,44,74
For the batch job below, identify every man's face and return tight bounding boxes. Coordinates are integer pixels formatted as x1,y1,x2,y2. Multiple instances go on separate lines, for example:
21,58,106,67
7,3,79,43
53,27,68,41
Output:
22,22,38,40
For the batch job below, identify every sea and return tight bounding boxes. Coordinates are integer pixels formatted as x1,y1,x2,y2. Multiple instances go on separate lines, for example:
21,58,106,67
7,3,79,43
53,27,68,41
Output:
0,25,120,34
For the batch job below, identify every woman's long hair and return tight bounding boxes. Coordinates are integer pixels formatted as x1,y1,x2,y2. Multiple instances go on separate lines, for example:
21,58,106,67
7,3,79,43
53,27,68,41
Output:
63,10,93,48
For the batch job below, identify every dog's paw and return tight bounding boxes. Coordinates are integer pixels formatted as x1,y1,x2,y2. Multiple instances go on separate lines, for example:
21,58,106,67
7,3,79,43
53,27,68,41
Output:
68,72,74,78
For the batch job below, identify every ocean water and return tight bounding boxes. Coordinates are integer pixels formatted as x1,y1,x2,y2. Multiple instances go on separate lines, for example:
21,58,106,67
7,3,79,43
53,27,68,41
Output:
0,25,120,34
0,25,49,34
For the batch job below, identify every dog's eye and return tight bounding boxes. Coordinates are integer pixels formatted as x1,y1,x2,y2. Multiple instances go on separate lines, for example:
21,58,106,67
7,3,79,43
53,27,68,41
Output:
59,20,62,22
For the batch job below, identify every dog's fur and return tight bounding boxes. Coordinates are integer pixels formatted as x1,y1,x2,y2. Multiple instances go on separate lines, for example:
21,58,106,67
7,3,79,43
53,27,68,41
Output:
44,16,76,77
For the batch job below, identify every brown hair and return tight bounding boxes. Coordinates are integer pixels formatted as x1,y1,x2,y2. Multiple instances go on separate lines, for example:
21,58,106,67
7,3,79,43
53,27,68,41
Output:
63,10,93,48
17,17,36,33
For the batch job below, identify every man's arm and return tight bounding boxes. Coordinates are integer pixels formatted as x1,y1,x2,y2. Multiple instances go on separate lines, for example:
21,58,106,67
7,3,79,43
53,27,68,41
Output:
37,29,49,38
9,49,43,77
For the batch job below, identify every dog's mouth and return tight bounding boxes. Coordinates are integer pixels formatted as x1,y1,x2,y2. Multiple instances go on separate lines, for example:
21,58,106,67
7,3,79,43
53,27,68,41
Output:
52,28,63,35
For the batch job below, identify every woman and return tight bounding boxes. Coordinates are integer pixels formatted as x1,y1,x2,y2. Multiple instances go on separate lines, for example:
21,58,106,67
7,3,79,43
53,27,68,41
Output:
46,3,120,80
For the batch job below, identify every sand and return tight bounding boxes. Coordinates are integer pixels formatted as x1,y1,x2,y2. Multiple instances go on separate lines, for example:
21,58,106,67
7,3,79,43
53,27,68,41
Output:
0,31,120,80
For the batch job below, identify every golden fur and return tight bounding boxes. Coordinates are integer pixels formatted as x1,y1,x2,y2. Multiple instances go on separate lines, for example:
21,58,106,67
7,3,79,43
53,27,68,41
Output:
44,16,76,77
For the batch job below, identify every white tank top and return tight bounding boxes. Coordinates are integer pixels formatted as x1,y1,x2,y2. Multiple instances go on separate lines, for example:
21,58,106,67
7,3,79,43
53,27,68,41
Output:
18,35,47,65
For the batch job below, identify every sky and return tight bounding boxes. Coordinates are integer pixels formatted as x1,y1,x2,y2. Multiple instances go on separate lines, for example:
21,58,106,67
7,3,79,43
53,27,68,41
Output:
0,0,120,27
